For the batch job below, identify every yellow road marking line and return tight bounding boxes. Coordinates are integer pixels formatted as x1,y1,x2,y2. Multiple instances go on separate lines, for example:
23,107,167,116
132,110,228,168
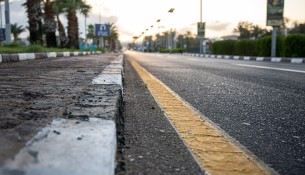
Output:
126,55,276,175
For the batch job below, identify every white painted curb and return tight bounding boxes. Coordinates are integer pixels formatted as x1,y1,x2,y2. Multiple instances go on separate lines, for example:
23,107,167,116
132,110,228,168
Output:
92,55,123,87
244,56,250,61
256,57,264,61
291,58,303,64
47,52,57,58
63,52,70,57
5,118,116,175
18,53,35,61
0,55,2,63
271,57,281,62
233,56,239,60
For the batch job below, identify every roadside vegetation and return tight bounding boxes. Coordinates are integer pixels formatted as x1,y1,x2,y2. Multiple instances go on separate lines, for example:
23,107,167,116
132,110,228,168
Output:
212,34,305,57
0,44,80,54
129,18,305,57
212,20,305,57
0,0,120,53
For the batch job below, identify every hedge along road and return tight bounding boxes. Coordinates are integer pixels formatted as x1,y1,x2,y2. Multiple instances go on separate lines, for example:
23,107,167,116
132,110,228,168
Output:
124,51,305,175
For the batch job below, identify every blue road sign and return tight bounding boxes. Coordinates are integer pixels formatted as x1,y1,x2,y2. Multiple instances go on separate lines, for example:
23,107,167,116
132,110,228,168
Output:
0,28,5,41
95,24,110,37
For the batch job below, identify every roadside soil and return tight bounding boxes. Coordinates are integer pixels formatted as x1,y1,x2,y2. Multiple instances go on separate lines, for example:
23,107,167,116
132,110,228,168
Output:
0,53,119,165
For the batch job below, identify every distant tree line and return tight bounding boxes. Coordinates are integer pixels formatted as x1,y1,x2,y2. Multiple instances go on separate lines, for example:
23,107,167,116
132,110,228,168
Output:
212,34,305,57
19,0,119,50
213,19,305,57
233,19,305,40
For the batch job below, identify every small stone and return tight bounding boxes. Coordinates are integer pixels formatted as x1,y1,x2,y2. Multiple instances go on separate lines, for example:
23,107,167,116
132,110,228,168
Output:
159,130,165,133
53,130,60,135
130,158,135,162
138,156,143,159
293,136,300,139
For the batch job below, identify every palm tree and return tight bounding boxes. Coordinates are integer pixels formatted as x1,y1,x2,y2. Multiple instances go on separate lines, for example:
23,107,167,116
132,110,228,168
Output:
107,23,119,51
43,0,57,47
80,3,91,47
87,24,96,44
55,0,90,49
11,23,26,42
23,0,43,44
53,0,68,48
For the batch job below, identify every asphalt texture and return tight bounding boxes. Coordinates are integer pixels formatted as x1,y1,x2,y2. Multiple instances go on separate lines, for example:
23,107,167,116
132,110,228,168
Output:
125,51,305,175
0,53,120,166
122,54,204,175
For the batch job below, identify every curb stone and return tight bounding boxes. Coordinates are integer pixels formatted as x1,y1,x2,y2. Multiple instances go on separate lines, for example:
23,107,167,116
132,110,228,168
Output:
182,53,305,64
0,51,102,64
0,55,124,175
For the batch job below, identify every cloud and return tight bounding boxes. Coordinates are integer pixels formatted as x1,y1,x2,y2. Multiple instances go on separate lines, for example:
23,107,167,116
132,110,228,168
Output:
206,21,231,32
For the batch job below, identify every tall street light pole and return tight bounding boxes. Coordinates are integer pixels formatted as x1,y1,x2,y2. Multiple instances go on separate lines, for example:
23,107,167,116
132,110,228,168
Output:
168,8,174,53
200,0,203,54
5,0,10,44
200,0,202,23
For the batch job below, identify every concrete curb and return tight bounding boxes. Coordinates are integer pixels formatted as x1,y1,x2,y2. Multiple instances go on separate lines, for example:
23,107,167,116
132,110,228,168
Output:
0,51,102,64
0,55,124,175
182,53,305,64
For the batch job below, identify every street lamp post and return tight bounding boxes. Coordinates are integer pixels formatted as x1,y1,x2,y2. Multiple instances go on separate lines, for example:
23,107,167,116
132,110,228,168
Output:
200,0,203,54
4,0,10,44
168,8,174,53
156,19,160,52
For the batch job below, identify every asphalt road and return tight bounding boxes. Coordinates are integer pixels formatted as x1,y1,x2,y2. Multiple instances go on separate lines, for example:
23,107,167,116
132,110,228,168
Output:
125,51,305,175
122,57,204,174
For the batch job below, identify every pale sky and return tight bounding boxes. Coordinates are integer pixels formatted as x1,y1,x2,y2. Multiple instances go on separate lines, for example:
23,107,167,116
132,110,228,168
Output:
3,0,305,43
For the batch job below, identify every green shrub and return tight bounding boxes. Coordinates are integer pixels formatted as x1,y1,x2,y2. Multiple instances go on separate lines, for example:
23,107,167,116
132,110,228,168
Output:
172,48,184,53
284,34,305,57
235,39,256,56
4,43,23,48
212,40,237,55
160,49,169,53
25,44,44,53
256,36,271,56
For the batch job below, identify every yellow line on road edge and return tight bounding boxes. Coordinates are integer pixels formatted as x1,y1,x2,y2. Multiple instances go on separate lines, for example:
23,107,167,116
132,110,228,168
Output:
126,55,275,175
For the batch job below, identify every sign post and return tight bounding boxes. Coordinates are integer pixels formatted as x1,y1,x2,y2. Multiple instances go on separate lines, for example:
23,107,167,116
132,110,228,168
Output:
267,0,284,57
0,28,5,42
197,22,205,54
95,24,110,48
4,0,11,44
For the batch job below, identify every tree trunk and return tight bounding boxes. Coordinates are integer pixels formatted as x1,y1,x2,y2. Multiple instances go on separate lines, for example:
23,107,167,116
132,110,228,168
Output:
67,9,79,49
44,0,57,47
25,0,43,44
57,16,68,48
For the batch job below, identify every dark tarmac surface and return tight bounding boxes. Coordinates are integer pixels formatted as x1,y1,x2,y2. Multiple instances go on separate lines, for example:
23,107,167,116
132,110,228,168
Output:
0,54,119,165
126,51,305,175
121,55,204,175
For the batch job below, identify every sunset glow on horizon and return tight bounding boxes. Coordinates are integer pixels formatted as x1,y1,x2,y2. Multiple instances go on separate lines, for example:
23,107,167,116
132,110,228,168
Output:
7,0,305,43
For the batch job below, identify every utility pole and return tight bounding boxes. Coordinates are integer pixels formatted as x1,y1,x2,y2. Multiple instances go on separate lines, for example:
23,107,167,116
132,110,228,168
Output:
5,0,10,44
271,27,277,57
168,8,174,53
199,0,203,54
0,0,2,28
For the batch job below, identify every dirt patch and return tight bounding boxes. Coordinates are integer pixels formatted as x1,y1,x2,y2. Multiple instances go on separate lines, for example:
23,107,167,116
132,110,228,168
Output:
0,53,119,165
